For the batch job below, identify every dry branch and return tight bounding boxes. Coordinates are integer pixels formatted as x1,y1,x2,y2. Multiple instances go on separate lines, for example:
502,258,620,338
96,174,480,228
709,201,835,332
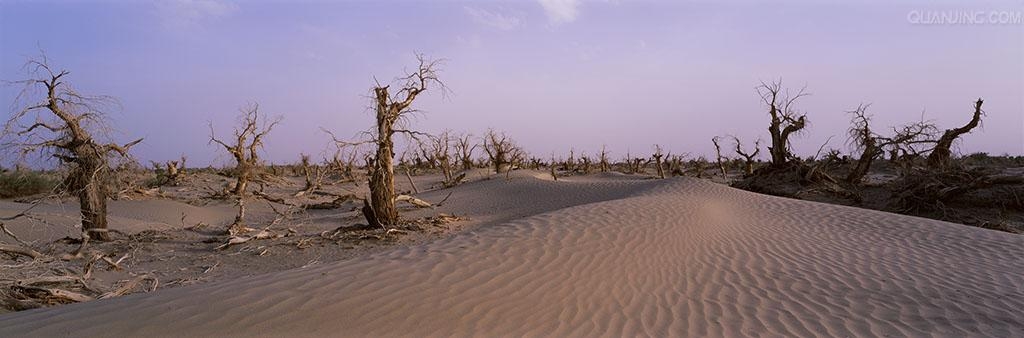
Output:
0,244,42,260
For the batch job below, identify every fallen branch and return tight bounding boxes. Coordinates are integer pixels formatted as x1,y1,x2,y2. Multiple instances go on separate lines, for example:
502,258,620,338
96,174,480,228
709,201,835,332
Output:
216,228,281,250
0,244,43,260
99,275,158,299
301,194,361,210
396,194,432,208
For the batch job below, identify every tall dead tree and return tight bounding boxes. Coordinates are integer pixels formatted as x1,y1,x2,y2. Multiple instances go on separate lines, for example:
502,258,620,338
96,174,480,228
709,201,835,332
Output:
711,136,728,178
731,136,761,175
2,57,142,241
758,80,808,168
482,129,519,174
362,54,445,227
927,99,984,168
209,104,281,234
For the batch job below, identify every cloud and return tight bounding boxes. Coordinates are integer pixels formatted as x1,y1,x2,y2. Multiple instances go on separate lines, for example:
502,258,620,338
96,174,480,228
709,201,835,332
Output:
155,0,238,30
537,0,581,24
464,6,523,30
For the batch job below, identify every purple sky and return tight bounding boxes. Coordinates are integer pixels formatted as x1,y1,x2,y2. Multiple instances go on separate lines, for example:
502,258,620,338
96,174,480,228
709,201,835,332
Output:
1,0,1022,166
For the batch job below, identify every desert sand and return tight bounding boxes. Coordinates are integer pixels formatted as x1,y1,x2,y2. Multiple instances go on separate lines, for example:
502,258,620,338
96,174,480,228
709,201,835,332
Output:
1,173,1022,337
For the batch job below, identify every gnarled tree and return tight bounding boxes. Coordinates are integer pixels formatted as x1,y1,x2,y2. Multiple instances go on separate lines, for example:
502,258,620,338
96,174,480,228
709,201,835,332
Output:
2,57,142,241
362,54,445,227
209,104,281,234
927,99,984,168
845,105,880,184
757,80,808,168
845,104,936,184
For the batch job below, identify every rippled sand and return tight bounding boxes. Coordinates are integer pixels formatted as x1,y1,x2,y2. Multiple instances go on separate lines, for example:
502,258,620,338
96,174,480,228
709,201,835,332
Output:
2,177,1021,337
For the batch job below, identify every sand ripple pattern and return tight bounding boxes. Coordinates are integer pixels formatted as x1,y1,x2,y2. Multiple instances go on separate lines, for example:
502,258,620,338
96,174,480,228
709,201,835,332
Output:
2,178,1022,337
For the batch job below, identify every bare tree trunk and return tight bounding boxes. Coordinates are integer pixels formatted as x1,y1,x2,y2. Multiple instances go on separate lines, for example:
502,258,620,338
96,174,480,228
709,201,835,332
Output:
78,165,110,241
847,142,877,184
927,99,983,168
370,120,399,225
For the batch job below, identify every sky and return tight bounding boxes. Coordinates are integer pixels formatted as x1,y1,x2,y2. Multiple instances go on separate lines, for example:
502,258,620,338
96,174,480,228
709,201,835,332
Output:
1,0,1022,167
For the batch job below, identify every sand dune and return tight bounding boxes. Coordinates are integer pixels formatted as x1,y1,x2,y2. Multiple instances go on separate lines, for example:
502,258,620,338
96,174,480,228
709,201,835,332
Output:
2,177,1022,337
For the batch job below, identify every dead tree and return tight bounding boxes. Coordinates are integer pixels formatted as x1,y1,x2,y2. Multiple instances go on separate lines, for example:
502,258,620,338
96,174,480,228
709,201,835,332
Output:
454,133,477,171
598,145,610,172
927,99,984,168
565,148,576,172
731,136,761,175
711,136,728,178
846,104,936,184
482,129,519,173
153,155,187,186
758,80,809,168
295,154,326,197
361,54,445,227
692,156,709,178
2,57,142,241
669,154,687,176
429,130,463,187
209,104,281,234
329,145,361,181
652,145,665,179
845,105,880,184
579,153,592,174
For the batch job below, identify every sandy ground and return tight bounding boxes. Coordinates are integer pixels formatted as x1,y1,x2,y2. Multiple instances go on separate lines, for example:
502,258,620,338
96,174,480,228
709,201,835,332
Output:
1,172,1023,336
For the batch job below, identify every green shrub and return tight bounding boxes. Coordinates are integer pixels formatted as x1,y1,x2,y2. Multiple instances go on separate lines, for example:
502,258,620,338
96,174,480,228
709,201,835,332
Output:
0,171,58,198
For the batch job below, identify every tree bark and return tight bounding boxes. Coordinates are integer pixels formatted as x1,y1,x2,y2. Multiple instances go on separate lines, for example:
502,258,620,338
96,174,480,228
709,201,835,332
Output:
369,100,399,225
846,140,877,184
77,160,111,241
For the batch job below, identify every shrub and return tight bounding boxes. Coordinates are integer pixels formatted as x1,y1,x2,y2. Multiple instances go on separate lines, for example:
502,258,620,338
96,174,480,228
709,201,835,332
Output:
0,171,57,198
